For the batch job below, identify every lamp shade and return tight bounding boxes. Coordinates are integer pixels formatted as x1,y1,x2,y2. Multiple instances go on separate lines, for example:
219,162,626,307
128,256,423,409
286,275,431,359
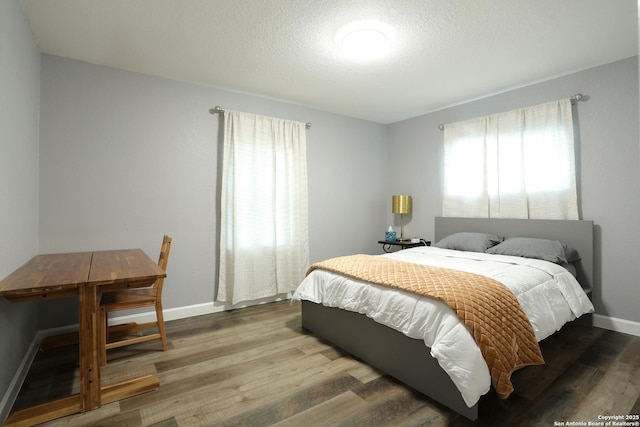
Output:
392,195,412,214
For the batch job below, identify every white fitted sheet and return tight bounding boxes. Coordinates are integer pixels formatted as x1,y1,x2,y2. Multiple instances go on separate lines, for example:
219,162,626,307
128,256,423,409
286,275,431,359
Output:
292,246,594,407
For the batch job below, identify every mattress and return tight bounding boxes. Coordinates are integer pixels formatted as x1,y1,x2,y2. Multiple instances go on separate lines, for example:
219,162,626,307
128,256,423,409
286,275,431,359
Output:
292,246,594,407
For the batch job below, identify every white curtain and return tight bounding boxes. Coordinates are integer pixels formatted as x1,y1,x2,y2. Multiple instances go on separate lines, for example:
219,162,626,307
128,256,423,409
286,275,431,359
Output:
443,98,578,219
217,110,309,304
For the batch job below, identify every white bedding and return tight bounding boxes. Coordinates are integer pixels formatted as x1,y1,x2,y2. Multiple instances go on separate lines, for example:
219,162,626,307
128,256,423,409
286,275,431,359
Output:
292,246,594,407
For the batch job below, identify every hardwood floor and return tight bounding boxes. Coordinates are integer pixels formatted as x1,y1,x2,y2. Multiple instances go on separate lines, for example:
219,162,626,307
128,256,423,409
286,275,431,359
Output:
9,301,640,426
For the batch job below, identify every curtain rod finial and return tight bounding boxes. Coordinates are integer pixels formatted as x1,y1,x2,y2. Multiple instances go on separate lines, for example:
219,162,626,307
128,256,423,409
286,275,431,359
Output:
571,93,584,103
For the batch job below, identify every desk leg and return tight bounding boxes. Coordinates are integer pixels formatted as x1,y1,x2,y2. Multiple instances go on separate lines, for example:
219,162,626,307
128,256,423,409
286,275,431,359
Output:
5,286,101,426
4,396,82,427
78,284,101,411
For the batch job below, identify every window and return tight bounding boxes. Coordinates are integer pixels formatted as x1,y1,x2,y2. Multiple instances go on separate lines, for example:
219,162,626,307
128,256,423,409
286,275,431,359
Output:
443,98,578,219
217,111,309,304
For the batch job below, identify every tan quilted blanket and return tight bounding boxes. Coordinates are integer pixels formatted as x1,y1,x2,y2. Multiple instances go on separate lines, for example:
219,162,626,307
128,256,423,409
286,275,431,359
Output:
307,254,544,399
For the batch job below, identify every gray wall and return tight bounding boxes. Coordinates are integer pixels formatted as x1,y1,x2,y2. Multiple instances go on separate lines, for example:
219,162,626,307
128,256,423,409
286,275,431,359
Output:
0,0,41,411
387,56,640,325
37,54,388,327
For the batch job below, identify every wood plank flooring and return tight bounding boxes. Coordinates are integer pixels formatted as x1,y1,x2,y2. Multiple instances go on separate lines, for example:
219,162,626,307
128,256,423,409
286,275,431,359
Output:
8,301,640,426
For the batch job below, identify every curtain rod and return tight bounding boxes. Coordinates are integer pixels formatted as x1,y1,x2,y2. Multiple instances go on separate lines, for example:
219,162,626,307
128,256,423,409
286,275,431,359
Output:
209,106,312,129
437,93,585,131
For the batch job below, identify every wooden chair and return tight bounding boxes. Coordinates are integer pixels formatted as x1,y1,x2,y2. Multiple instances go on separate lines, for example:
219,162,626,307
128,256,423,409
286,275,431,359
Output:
100,235,172,365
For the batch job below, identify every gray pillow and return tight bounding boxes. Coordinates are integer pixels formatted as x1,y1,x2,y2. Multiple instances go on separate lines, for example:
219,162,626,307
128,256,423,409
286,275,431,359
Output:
486,237,568,264
560,262,577,277
563,244,581,263
434,232,503,253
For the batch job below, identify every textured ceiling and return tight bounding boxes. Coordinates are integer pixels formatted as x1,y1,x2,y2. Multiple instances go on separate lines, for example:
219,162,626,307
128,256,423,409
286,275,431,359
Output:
20,0,638,124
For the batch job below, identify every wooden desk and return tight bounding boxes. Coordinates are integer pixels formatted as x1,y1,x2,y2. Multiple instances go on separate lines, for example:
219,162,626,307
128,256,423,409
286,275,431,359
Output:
0,249,166,426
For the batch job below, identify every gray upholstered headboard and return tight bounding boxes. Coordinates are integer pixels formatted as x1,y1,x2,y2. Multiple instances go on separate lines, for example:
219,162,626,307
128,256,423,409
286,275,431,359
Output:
434,217,594,292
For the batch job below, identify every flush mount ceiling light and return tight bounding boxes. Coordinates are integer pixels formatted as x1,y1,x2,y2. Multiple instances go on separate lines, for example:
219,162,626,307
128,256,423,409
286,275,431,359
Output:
335,20,393,59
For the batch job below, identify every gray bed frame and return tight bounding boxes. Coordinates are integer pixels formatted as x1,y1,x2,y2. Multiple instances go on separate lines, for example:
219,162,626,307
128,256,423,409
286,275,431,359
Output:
301,217,594,421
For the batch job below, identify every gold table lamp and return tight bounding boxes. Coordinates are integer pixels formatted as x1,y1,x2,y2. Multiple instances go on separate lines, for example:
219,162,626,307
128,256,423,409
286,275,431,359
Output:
392,195,412,242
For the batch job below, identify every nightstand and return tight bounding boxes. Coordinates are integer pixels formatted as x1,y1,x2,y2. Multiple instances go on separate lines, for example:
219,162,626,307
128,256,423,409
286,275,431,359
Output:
378,239,431,253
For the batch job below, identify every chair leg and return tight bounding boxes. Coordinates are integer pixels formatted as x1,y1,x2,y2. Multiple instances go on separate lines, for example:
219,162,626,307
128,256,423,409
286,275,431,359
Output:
155,301,168,351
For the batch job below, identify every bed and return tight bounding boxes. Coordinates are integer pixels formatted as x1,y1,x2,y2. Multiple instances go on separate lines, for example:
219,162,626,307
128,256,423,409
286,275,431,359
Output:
292,217,594,421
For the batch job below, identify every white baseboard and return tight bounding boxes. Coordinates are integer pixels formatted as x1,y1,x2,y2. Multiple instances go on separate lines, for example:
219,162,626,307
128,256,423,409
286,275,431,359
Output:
107,294,291,326
0,329,48,425
593,314,640,337
107,301,221,326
